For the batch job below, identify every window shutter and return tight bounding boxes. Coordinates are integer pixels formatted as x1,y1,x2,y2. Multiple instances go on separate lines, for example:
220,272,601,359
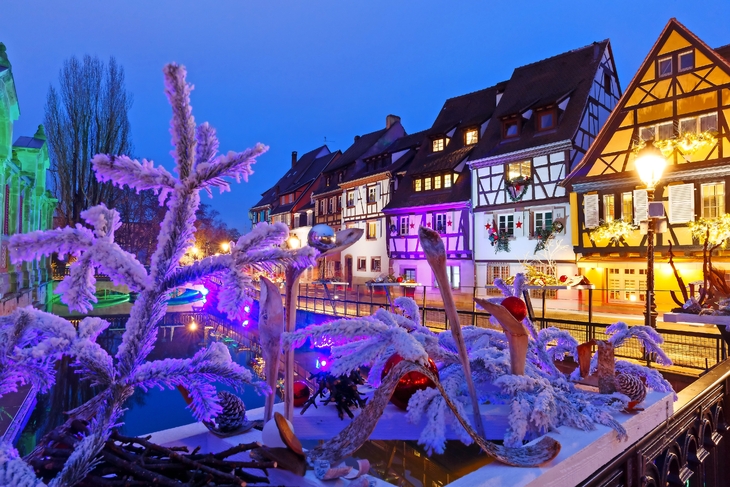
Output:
668,183,695,224
584,194,599,228
513,212,524,237
633,189,648,225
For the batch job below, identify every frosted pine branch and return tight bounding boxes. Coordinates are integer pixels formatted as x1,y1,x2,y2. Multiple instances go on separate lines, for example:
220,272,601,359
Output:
92,154,176,204
55,254,97,313
10,226,95,262
194,145,267,195
606,322,672,366
164,63,196,180
194,122,219,169
0,443,46,487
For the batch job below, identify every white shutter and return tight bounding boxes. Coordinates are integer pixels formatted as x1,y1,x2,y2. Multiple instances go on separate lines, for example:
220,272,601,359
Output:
668,184,695,224
584,194,599,228
633,189,648,225
513,211,525,237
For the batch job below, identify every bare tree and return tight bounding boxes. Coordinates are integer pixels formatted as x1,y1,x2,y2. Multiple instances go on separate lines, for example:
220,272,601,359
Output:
113,187,166,265
45,55,133,226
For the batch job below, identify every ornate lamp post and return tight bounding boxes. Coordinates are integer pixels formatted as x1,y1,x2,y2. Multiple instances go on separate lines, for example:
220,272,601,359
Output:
635,140,667,328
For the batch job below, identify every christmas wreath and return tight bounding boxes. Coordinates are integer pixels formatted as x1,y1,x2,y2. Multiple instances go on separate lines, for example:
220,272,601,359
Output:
505,176,530,202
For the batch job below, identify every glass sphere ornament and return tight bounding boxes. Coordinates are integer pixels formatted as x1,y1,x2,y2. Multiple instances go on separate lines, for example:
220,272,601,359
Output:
307,224,337,251
381,353,439,411
501,296,528,321
292,380,311,407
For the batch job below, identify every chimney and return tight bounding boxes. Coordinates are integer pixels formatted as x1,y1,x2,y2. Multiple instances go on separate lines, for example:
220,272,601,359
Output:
386,114,401,129
291,151,297,167
354,135,361,142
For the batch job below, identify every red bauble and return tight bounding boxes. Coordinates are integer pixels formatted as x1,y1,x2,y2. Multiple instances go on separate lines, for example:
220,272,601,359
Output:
501,296,528,321
292,380,311,407
397,276,404,283
381,354,439,411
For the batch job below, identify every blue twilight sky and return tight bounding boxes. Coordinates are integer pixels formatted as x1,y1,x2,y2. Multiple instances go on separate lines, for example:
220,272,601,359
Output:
3,1,729,232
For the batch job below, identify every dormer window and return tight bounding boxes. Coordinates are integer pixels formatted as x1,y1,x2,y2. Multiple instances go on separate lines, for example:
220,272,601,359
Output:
507,161,531,181
679,50,694,72
444,174,452,188
434,175,442,190
658,57,673,78
465,128,479,145
338,172,344,183
432,138,445,152
502,119,520,139
537,108,557,131
326,176,331,186
415,179,422,192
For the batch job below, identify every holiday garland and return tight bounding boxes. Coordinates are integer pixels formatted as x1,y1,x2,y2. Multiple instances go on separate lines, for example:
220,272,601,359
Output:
689,214,730,247
589,219,636,244
487,220,511,253
505,176,530,202
533,221,564,253
634,130,717,158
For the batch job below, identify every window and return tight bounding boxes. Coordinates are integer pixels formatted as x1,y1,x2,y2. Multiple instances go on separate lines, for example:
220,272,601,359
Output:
603,70,612,95
608,267,647,302
498,214,514,236
446,266,460,289
338,172,344,183
700,113,718,132
658,57,672,77
367,222,377,240
320,200,327,215
639,125,656,142
399,216,410,235
503,119,519,138
424,177,432,191
537,109,556,131
657,122,674,140
403,268,416,282
293,214,300,228
367,186,377,204
487,264,511,296
280,195,285,205
679,117,697,134
329,197,336,213
326,176,331,187
506,161,531,181
415,179,422,192
434,175,442,190
435,214,447,233
357,257,367,271
444,174,452,188
432,138,445,152
465,128,479,145
534,211,553,232
289,194,294,203
604,194,615,222
679,50,694,72
702,182,725,218
371,257,381,272
307,212,313,226
347,190,355,207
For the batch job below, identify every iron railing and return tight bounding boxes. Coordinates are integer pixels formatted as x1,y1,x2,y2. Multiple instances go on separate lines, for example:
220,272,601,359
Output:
580,357,730,486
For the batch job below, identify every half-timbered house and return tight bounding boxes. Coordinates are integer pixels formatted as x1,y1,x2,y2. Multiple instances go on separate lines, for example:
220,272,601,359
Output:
311,115,405,282
383,85,507,290
468,41,621,294
562,19,730,310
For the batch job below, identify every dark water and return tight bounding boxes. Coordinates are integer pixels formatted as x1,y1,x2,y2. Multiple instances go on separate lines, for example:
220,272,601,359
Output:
16,324,274,456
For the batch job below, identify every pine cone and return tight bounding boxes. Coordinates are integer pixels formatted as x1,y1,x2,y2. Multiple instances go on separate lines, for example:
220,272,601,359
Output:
214,391,247,432
615,373,647,404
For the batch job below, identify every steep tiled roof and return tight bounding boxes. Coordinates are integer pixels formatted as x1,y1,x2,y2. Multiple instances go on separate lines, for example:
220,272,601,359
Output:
348,129,428,182
386,169,471,210
13,136,45,149
716,43,730,63
469,41,609,161
324,128,388,172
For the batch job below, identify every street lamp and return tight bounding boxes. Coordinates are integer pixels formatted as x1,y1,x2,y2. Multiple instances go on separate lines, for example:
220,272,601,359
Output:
220,241,231,253
635,140,667,328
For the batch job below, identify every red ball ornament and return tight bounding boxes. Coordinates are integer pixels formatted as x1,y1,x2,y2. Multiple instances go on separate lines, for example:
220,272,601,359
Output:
292,380,311,407
381,354,439,411
501,296,528,321
397,276,404,283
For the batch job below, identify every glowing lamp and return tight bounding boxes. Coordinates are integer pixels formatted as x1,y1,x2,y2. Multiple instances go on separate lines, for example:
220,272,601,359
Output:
221,242,231,252
287,235,301,249
635,140,667,190
244,305,251,313
242,320,249,327
320,359,327,366
189,321,198,331
191,246,200,255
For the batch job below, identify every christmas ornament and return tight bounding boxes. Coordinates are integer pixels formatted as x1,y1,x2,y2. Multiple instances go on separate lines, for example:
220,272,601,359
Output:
381,354,439,410
293,380,311,407
396,276,404,283
308,224,337,251
615,373,647,407
501,296,528,322
212,391,247,433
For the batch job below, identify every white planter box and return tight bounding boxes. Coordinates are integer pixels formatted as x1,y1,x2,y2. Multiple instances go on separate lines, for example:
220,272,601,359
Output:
148,390,673,486
663,312,730,326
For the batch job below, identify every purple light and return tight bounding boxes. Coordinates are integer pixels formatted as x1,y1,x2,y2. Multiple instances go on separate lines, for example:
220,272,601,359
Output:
244,305,251,313
242,320,249,327
320,359,327,366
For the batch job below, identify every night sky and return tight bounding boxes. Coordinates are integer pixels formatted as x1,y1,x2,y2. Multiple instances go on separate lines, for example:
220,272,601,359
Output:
3,1,729,231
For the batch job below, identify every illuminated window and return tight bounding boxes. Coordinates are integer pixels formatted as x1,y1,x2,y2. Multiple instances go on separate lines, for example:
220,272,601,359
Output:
326,176,331,186
357,257,366,271
347,190,355,207
534,211,553,232
432,138,445,152
453,173,459,183
503,119,519,138
702,182,725,218
367,186,377,203
465,128,479,145
399,216,409,235
679,50,694,72
367,222,377,240
622,192,633,222
415,179,422,191
658,57,672,77
435,214,447,233
487,264,510,296
603,194,615,222
424,177,432,191
498,214,514,236
537,109,556,131
403,268,416,281
506,161,531,181
444,174,452,188
371,257,381,272
434,175,442,189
